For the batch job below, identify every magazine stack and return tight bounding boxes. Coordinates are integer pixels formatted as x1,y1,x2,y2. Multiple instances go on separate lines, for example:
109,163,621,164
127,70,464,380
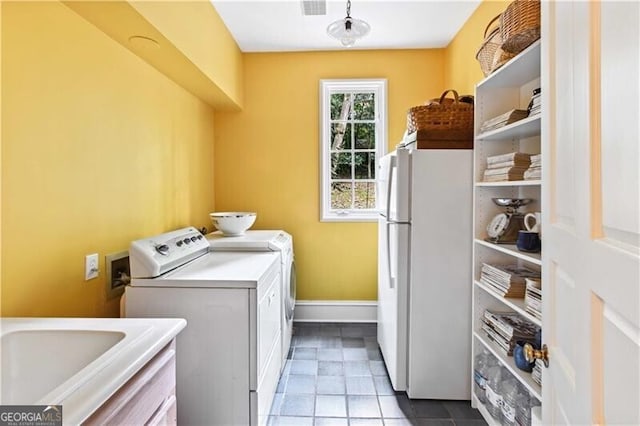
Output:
524,153,542,180
480,263,541,298
525,278,542,320
483,152,531,182
528,88,541,116
532,359,543,386
481,310,541,356
479,109,529,133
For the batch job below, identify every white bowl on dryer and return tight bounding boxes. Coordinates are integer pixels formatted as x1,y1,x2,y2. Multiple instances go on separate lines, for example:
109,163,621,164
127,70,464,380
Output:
209,212,257,236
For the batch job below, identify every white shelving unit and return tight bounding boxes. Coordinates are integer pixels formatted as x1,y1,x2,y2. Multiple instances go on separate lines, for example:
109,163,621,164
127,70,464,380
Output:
471,40,542,423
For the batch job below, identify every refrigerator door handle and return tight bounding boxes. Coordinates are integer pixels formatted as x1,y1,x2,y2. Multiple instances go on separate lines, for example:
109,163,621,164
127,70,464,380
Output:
385,155,396,220
386,222,396,289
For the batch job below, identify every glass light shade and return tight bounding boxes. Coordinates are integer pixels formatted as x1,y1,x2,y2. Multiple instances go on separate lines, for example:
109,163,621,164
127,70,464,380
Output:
327,16,370,47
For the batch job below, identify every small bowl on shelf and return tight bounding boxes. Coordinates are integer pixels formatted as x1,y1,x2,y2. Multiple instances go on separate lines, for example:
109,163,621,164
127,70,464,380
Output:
209,212,257,236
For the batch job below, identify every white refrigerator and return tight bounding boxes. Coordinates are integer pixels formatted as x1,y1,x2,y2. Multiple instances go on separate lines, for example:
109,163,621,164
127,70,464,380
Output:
377,142,472,399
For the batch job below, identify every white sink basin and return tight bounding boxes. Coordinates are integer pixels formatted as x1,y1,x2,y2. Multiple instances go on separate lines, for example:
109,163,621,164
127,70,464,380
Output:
2,329,125,404
0,317,186,425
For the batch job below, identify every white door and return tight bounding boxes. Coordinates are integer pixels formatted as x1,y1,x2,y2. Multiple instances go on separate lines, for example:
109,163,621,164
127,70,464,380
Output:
542,1,640,424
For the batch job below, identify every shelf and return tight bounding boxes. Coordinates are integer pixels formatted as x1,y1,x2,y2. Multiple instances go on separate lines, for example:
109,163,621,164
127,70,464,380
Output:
476,180,541,187
475,239,542,266
473,331,542,401
474,280,542,327
472,394,501,426
477,115,541,141
477,40,541,90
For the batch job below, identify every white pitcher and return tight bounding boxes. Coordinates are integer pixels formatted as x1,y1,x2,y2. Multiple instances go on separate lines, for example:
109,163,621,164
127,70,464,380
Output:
524,212,542,237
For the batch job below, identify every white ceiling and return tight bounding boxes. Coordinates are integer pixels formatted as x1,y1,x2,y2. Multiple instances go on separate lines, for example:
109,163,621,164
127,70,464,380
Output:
209,0,481,52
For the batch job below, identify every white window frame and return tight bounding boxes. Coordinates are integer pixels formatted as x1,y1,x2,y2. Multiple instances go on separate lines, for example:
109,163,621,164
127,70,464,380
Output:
319,79,387,222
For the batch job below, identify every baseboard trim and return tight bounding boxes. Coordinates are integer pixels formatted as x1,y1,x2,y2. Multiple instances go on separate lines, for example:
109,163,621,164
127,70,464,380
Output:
293,300,377,323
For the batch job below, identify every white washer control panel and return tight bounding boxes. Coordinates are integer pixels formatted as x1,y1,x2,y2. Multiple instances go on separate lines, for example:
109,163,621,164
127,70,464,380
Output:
130,227,209,278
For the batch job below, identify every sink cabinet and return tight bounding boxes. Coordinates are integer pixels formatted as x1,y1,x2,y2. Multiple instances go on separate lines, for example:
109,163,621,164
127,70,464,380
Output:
84,340,177,426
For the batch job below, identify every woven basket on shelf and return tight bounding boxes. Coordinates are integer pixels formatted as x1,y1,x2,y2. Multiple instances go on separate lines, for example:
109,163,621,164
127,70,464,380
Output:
406,90,474,148
500,0,541,54
476,15,503,77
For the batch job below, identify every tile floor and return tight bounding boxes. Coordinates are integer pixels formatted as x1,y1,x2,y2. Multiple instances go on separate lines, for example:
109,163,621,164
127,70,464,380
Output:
268,322,487,426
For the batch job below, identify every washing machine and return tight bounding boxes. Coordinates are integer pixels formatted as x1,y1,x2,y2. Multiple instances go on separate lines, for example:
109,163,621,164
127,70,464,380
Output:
124,227,282,426
206,230,295,367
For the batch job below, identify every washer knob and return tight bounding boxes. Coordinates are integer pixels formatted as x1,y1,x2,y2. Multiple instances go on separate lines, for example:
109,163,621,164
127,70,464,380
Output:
156,244,170,255
191,236,198,242
183,238,191,245
176,240,183,247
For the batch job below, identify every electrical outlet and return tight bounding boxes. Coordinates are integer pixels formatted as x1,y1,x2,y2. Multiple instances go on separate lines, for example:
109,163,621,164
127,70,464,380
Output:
85,253,99,280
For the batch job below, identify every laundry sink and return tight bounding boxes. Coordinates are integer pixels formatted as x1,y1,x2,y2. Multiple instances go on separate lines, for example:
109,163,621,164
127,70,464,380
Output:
1,329,125,404
0,317,186,425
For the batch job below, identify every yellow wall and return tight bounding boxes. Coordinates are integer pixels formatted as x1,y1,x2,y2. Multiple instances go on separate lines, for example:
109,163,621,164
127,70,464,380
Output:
214,50,445,300
130,0,243,108
444,0,510,94
1,2,216,316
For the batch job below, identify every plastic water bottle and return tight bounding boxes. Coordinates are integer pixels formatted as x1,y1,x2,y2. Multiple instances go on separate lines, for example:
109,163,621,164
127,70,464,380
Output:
484,365,504,421
515,391,532,426
473,349,497,403
501,378,519,425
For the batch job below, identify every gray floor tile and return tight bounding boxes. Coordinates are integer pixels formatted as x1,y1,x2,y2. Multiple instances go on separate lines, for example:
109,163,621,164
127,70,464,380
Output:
381,419,416,426
367,349,383,361
453,420,488,426
369,361,387,376
379,395,414,419
319,337,343,348
280,394,315,417
442,401,484,420
415,420,456,426
318,361,344,376
287,374,316,394
290,359,318,375
341,325,365,337
314,418,349,426
346,376,376,395
315,395,347,417
297,336,322,348
411,400,450,419
342,337,366,348
270,393,284,415
270,416,314,426
347,395,381,418
276,374,288,393
294,348,318,360
273,323,469,426
343,348,369,361
364,336,379,349
350,419,384,426
317,376,346,395
372,376,395,395
318,326,342,337
318,348,343,361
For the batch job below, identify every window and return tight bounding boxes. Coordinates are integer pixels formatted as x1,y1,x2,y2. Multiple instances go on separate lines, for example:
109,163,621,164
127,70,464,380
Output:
319,79,387,222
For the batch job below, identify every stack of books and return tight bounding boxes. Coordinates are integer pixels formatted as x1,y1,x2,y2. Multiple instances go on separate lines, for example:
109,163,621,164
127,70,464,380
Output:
532,359,543,386
483,152,531,182
528,88,541,116
480,263,541,298
481,310,541,356
525,278,542,320
480,109,529,133
524,153,542,180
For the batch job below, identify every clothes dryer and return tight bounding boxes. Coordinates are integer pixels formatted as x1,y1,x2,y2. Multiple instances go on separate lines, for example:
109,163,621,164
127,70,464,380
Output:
206,230,295,367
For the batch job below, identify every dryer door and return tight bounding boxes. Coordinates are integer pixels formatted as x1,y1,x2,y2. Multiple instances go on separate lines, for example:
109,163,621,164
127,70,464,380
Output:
286,258,296,320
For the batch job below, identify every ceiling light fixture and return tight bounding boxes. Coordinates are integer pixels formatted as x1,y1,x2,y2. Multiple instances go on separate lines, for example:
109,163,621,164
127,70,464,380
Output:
326,0,370,48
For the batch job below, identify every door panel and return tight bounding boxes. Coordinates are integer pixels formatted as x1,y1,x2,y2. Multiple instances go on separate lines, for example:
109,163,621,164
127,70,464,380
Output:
377,218,409,391
543,1,640,424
